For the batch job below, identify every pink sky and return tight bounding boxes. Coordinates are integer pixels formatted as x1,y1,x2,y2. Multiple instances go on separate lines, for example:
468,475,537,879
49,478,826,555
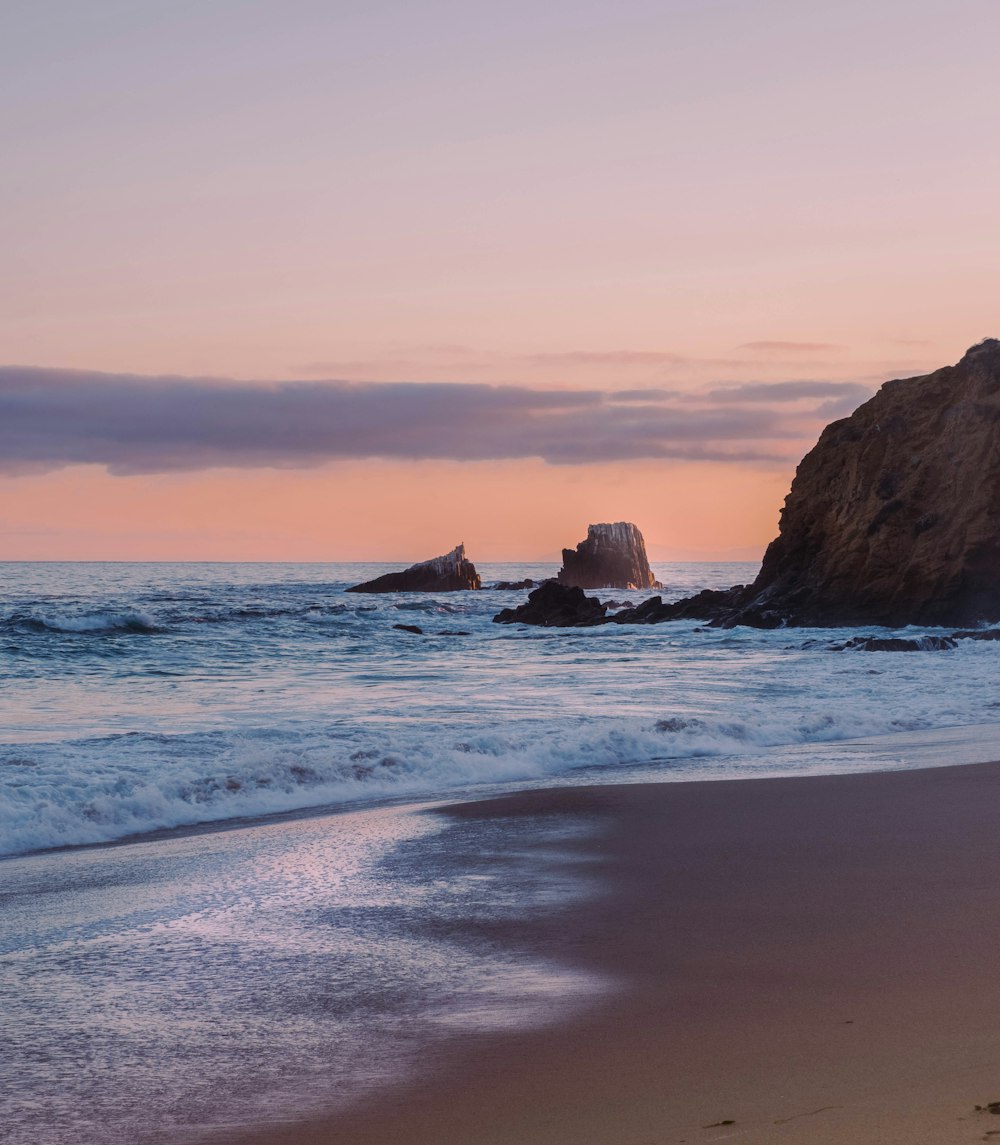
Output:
2,1,998,561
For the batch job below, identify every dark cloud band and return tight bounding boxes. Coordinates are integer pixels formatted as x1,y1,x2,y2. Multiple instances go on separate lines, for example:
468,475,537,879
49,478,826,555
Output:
0,367,864,475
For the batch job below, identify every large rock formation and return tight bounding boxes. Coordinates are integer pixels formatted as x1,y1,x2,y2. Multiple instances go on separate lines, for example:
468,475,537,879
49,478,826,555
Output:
497,341,1000,629
717,339,1000,627
556,522,661,590
347,544,481,593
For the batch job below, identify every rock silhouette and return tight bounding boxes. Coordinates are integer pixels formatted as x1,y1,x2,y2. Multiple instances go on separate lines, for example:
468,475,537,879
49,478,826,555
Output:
832,635,957,652
720,339,1000,627
347,544,481,593
557,522,661,590
493,581,607,627
497,341,1000,629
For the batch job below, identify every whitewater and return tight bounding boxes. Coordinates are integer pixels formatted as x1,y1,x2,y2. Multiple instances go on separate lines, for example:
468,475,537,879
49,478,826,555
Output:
3,560,1000,858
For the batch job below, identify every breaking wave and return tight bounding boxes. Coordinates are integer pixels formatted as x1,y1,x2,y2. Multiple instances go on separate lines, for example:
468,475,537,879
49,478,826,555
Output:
5,560,1000,859
0,702,973,858
6,610,161,635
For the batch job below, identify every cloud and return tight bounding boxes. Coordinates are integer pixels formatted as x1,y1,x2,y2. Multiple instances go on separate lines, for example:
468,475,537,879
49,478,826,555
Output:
738,341,841,353
0,367,801,475
607,388,679,402
812,393,874,419
704,380,874,403
521,350,688,367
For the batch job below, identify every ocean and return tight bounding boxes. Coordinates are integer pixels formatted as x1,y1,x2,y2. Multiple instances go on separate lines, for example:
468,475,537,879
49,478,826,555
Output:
4,560,1000,1144
5,558,998,856
3,560,999,858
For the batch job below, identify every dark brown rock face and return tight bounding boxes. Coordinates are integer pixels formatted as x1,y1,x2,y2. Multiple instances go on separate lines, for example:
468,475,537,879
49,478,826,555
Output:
727,339,1000,627
556,522,661,590
503,341,1000,629
493,581,607,627
833,635,958,652
347,544,481,593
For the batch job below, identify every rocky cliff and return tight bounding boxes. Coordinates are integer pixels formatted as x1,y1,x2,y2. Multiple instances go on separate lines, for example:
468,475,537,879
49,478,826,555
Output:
497,341,1000,628
556,522,661,590
347,544,481,593
716,338,1000,626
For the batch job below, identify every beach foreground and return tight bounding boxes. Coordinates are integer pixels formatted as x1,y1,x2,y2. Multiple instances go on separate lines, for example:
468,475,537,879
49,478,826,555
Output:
212,761,1000,1145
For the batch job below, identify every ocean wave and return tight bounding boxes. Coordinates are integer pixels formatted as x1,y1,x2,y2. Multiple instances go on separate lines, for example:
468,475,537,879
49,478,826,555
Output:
5,610,161,635
0,704,960,858
5,563,1000,860
1,602,381,635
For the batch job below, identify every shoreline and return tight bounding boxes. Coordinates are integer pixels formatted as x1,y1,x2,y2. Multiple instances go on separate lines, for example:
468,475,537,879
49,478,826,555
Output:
206,758,1000,1145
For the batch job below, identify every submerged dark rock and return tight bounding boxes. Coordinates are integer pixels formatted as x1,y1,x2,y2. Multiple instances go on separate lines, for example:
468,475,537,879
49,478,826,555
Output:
557,522,661,590
392,623,424,635
493,584,756,629
833,635,957,652
606,596,673,624
493,581,607,627
604,586,772,627
347,544,481,593
493,579,537,591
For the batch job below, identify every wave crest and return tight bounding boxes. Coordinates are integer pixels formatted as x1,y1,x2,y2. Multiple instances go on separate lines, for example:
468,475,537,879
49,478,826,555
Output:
7,610,160,634
0,703,953,858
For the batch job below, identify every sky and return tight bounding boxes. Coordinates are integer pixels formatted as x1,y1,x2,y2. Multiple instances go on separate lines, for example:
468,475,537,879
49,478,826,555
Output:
2,0,999,561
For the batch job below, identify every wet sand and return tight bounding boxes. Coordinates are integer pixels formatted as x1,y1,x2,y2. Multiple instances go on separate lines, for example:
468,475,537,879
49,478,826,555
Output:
212,761,1000,1144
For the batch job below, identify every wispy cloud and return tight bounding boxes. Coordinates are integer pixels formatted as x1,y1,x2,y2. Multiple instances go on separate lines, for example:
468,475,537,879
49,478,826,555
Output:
704,380,874,403
520,350,688,367
0,367,811,475
738,341,841,353
607,388,679,402
813,392,875,419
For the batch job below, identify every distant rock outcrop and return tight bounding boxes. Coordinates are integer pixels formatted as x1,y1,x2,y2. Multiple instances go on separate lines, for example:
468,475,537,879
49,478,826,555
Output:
493,581,607,627
702,339,1000,627
556,522,661,590
347,544,481,593
493,585,758,629
832,635,957,652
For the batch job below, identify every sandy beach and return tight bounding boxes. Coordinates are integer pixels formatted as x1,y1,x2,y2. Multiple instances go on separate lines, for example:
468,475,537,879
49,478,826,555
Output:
211,760,1000,1145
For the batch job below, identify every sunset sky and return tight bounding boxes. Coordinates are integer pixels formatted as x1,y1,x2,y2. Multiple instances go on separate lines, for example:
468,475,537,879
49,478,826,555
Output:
3,0,998,561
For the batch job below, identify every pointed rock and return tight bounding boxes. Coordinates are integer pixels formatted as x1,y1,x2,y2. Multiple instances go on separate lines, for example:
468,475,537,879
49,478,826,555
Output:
347,544,481,593
556,522,662,590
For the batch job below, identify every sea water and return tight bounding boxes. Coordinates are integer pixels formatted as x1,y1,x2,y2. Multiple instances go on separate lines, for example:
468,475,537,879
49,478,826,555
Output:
3,559,1000,857
4,561,1000,1144
0,797,605,1145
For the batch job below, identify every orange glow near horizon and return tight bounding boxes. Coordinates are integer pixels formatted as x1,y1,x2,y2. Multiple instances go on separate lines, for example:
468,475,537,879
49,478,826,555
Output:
0,459,790,564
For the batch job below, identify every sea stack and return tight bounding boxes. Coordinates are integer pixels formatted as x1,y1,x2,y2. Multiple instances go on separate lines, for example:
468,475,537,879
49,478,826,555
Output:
557,522,661,590
716,339,1000,627
347,544,481,593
